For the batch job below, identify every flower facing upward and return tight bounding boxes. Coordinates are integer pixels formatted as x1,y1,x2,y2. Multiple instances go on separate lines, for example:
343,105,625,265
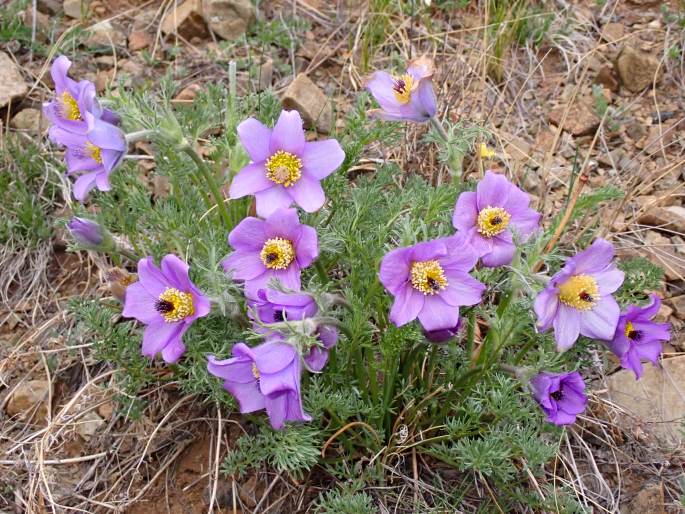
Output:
122,255,211,363
43,55,119,133
530,371,588,426
222,208,318,298
229,110,345,218
534,239,625,351
604,294,670,379
379,233,485,332
49,116,126,201
452,171,541,267
364,55,437,122
249,288,338,372
207,341,311,430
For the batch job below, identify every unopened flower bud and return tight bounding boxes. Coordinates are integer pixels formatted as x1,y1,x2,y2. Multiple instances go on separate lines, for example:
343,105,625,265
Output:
67,217,112,250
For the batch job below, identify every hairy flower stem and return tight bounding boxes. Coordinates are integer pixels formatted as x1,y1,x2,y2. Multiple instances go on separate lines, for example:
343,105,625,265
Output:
116,246,140,262
314,260,329,285
125,129,156,145
181,143,233,231
429,116,464,181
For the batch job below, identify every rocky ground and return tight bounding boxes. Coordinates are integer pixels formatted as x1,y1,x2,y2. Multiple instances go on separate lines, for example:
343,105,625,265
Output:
1,0,684,512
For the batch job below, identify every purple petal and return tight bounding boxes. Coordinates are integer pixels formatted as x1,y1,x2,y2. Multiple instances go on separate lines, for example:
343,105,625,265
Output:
288,176,326,213
418,295,460,332
237,117,272,162
294,224,318,267
254,342,297,375
480,233,516,267
161,338,186,363
222,251,266,281
440,271,485,307
364,71,402,112
51,55,75,93
301,139,345,180
579,296,620,341
225,381,266,413
594,269,625,296
160,254,192,291
72,173,98,201
476,171,512,209
87,118,126,152
141,321,184,358
631,319,670,341
414,77,437,118
207,349,256,383
122,282,159,323
389,286,424,327
379,247,412,295
270,110,305,155
255,186,293,218
508,207,541,239
452,191,478,232
137,256,169,297
553,304,581,351
571,239,615,275
228,217,269,252
534,287,559,332
441,234,479,272
229,163,273,199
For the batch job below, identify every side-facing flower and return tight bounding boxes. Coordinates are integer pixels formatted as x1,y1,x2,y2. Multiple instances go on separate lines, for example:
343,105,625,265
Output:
67,217,107,249
122,255,211,363
250,288,338,372
452,170,541,267
229,110,345,217
222,208,318,298
207,341,311,430
379,233,485,332
534,239,624,351
49,116,126,201
43,55,119,133
364,55,437,122
604,294,670,379
530,371,588,426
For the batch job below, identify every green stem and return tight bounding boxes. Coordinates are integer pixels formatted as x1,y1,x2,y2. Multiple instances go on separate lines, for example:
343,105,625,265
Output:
465,308,476,364
314,259,329,284
115,246,140,262
429,116,463,180
181,144,232,230
125,129,156,145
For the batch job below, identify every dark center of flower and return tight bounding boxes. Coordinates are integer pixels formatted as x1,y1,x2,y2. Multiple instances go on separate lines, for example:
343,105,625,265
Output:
551,389,563,401
624,321,642,341
410,260,448,295
155,299,175,313
392,74,414,104
273,309,285,322
155,287,195,322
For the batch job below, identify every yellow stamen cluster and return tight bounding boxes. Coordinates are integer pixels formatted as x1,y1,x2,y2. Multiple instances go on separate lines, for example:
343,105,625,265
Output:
61,91,82,121
87,143,103,164
392,74,414,104
260,237,295,270
479,143,495,159
265,150,302,187
251,363,260,380
157,287,195,322
624,321,639,340
410,260,448,295
477,206,511,237
558,275,598,311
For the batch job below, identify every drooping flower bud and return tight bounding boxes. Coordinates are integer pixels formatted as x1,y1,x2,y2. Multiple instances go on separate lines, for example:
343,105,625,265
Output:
67,217,112,250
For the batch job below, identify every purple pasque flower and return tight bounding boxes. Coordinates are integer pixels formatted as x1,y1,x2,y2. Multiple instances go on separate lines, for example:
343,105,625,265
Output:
423,318,461,343
222,208,318,298
49,115,126,201
229,110,345,218
207,341,311,430
379,233,485,332
249,288,338,372
122,254,211,363
67,217,105,248
604,294,670,379
452,170,541,267
43,55,119,133
530,371,588,426
364,55,437,122
534,239,624,352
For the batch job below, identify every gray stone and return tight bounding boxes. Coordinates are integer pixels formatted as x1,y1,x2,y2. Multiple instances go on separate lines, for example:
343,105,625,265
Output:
616,45,661,93
202,0,254,40
63,0,89,19
84,20,126,49
6,380,51,422
281,73,332,133
10,108,44,135
0,51,28,108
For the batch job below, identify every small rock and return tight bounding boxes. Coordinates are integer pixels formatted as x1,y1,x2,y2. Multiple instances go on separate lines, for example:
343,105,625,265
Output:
622,483,664,514
548,102,599,136
174,83,202,102
669,295,685,320
281,73,332,133
97,401,114,419
594,65,619,92
0,51,29,108
38,0,61,13
84,20,126,49
615,45,662,93
63,0,89,18
10,108,44,135
636,206,685,234
128,30,152,51
6,380,51,422
601,22,624,43
202,0,254,40
258,58,273,91
76,411,105,438
161,0,208,39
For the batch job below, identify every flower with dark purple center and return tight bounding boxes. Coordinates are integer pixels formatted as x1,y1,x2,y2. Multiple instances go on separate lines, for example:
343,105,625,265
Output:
379,233,485,332
452,171,541,267
207,341,311,430
122,255,211,363
530,370,588,426
49,115,126,201
222,208,318,298
229,110,345,218
534,239,624,351
604,294,670,379
364,55,437,122
43,55,119,133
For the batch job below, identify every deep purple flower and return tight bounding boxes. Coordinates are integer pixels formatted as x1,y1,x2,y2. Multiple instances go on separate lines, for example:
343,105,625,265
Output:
452,171,541,267
49,116,126,201
379,233,485,332
604,294,670,379
534,239,624,351
530,371,588,426
229,110,345,217
122,255,211,363
207,341,311,430
250,288,338,372
423,318,461,343
67,217,105,248
364,55,437,122
43,55,119,133
222,208,318,298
